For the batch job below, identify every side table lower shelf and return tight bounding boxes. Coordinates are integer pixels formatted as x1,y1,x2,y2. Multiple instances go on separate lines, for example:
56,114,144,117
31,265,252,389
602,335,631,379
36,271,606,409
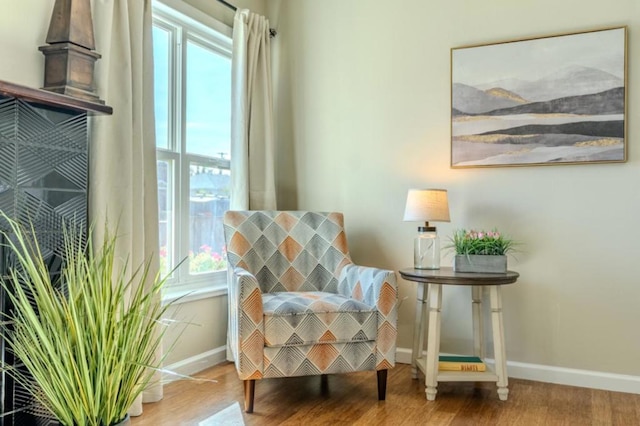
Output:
415,356,499,383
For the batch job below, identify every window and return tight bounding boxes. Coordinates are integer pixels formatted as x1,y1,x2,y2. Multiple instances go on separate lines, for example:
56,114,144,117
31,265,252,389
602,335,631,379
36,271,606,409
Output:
153,2,232,297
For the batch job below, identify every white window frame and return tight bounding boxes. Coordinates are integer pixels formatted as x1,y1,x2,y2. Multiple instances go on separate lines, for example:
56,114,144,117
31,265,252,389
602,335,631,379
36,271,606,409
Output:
153,0,232,304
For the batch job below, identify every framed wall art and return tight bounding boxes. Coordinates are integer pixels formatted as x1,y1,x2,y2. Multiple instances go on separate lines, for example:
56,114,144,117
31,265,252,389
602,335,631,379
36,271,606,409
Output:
451,27,627,168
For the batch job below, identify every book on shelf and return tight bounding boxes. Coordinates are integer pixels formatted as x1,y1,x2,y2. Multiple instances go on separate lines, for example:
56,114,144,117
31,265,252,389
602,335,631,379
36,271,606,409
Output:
438,355,486,372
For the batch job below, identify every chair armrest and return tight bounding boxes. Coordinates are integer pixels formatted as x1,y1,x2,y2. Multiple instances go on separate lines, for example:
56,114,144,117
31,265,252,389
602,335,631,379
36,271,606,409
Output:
338,264,398,369
228,267,264,380
338,264,398,314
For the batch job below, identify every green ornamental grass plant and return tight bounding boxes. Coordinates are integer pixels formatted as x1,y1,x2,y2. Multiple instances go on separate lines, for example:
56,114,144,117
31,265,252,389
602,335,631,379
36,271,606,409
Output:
0,216,172,426
450,228,517,256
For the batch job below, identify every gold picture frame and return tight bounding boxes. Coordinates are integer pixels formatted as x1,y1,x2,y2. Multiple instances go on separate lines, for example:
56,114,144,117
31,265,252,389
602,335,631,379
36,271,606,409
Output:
450,26,627,168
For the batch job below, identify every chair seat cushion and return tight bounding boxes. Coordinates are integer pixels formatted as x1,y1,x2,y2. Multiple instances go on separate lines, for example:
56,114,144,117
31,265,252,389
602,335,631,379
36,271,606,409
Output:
262,291,377,347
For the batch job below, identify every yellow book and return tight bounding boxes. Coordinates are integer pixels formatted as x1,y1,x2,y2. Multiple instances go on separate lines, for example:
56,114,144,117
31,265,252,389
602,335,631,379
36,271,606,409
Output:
438,355,486,372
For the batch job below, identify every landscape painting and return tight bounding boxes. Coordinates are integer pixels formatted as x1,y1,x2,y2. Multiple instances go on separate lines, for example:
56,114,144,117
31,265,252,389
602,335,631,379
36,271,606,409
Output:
451,27,626,168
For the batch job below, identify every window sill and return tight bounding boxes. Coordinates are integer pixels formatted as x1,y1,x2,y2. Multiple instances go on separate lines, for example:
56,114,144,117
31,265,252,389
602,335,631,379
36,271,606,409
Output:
162,284,228,306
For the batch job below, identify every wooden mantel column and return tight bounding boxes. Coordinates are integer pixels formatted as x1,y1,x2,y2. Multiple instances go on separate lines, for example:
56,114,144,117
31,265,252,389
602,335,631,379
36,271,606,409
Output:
38,0,104,104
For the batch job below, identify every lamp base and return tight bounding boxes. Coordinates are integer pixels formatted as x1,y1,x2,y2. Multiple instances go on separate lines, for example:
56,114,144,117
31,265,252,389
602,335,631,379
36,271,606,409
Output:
414,228,440,270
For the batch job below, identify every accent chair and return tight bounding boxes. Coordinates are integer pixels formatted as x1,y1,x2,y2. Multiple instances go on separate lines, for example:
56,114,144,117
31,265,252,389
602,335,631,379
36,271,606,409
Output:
223,211,398,413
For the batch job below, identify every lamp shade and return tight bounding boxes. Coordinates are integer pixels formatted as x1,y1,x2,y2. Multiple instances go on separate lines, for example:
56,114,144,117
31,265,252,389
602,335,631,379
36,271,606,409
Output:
403,189,451,222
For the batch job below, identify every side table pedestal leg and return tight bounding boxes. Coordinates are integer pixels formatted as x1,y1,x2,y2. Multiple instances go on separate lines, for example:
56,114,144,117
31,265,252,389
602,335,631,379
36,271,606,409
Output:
490,285,509,401
426,386,437,401
411,282,427,379
425,284,442,401
472,286,484,358
498,387,509,401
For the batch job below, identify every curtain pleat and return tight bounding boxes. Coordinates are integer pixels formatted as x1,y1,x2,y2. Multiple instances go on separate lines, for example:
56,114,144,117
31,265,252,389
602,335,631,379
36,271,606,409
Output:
90,0,161,416
230,9,277,211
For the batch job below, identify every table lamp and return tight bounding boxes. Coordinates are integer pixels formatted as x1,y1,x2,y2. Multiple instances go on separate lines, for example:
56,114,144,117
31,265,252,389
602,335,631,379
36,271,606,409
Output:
403,189,450,269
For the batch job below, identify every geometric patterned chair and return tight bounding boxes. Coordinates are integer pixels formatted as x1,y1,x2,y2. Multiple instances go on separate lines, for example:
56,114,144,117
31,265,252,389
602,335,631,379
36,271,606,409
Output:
223,211,398,413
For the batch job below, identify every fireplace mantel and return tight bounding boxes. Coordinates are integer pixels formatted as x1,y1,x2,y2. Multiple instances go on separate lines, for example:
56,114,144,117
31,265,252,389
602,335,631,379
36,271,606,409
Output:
0,79,112,115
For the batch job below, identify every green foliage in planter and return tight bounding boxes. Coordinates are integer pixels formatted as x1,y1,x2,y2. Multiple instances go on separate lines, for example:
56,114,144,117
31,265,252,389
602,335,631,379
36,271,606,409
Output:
0,217,170,426
449,229,517,256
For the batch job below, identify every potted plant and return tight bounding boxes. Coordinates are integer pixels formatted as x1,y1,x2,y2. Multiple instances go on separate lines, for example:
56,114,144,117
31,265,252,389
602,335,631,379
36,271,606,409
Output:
449,228,517,273
0,216,172,426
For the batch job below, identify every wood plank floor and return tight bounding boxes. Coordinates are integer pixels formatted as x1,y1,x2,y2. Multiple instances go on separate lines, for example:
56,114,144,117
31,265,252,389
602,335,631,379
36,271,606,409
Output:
131,362,640,425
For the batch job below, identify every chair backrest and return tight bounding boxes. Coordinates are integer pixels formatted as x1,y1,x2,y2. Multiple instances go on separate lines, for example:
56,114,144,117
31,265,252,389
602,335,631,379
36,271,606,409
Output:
223,211,353,293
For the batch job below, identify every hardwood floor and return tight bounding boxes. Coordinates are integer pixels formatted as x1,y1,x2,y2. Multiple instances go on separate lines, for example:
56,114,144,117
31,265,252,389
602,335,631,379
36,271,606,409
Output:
131,362,640,425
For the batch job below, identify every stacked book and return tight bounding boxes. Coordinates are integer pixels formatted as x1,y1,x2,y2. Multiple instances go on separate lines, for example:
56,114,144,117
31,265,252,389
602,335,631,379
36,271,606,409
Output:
438,355,486,372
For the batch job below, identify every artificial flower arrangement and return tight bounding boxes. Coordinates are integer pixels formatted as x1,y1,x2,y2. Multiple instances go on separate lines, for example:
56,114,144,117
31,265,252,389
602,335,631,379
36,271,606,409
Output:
449,228,518,273
450,228,517,256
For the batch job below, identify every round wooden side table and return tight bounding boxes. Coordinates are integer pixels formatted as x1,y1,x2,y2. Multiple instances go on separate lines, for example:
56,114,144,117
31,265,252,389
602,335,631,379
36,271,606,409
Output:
399,267,519,401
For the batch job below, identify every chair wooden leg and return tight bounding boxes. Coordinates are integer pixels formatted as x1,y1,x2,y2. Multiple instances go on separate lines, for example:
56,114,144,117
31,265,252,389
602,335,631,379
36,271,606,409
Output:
377,369,388,400
244,379,255,413
320,374,329,395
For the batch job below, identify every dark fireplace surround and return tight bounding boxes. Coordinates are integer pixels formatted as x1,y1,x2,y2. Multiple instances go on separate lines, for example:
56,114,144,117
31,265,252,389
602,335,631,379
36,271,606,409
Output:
0,81,111,425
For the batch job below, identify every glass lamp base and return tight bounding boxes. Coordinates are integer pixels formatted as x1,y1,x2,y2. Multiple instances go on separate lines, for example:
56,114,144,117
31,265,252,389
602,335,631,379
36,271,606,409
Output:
414,265,440,270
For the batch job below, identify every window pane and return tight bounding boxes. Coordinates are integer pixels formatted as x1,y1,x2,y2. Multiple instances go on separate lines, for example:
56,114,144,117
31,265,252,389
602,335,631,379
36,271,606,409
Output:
189,163,229,274
153,25,170,149
186,40,231,158
153,6,232,291
157,160,174,276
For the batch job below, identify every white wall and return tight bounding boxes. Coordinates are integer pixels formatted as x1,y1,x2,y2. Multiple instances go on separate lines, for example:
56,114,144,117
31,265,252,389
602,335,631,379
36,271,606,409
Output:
269,0,640,377
0,0,52,87
163,296,228,366
184,0,267,27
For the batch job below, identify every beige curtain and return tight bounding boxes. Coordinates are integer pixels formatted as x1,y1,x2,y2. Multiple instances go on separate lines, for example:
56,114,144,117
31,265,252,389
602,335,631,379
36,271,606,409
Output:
90,0,160,417
227,8,277,363
230,9,277,210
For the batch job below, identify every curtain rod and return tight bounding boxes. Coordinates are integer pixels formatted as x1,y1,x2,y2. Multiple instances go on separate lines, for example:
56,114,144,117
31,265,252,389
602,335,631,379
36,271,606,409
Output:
217,0,237,11
215,0,277,37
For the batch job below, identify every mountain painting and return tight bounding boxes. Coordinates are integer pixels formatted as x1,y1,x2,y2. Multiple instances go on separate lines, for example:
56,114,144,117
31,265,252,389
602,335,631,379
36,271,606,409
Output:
451,27,626,168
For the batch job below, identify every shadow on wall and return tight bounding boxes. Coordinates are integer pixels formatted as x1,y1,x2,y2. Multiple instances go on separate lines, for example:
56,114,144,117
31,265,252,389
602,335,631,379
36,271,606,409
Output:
462,203,532,266
347,227,395,270
267,0,298,210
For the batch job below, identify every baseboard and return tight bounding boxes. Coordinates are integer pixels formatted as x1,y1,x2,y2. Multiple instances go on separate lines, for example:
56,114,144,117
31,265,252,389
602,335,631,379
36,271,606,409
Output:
163,346,227,383
395,347,640,395
163,346,640,395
